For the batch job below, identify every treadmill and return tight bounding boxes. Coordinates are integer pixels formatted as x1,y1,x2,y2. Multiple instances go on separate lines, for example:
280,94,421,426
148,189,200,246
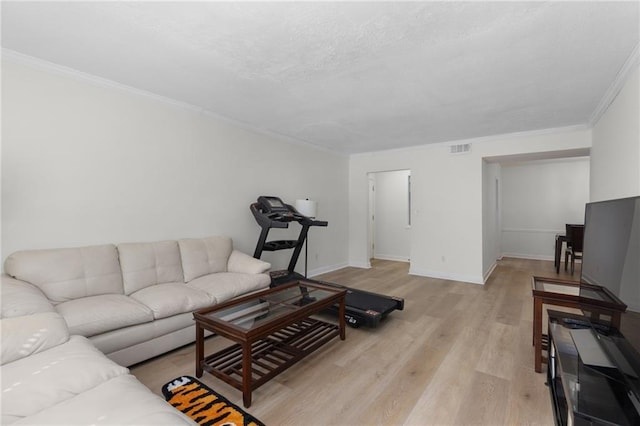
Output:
250,196,404,328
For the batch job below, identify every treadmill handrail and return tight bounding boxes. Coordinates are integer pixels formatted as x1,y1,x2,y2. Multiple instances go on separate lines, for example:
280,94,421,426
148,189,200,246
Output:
250,198,328,270
250,202,328,228
250,203,289,228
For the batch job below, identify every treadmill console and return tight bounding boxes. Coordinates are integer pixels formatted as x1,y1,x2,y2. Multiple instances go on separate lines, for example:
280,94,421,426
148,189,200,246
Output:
257,196,289,213
254,196,304,222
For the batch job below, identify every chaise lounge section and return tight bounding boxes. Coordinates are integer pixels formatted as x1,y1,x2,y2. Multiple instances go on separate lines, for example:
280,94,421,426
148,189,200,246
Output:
1,311,196,425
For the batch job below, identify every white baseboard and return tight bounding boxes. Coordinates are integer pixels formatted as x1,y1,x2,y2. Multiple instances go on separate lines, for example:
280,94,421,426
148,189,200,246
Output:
408,267,484,285
307,262,349,278
501,252,555,261
347,259,371,269
373,254,410,262
627,303,640,313
483,262,498,283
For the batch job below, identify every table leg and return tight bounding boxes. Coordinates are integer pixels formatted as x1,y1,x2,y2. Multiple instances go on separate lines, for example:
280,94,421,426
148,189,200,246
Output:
339,297,346,340
532,300,535,346
195,324,204,378
242,341,252,408
555,237,561,273
611,312,622,330
533,297,543,373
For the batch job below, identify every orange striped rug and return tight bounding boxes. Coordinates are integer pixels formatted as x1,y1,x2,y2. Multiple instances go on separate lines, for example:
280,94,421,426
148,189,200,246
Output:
162,376,265,426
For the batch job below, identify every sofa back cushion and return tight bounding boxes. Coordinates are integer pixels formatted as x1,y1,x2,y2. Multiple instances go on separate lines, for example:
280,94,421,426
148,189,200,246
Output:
118,240,184,295
4,244,124,304
1,275,55,318
178,236,233,282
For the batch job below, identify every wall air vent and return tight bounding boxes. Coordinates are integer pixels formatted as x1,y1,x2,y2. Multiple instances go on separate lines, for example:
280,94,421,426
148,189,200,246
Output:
449,143,471,155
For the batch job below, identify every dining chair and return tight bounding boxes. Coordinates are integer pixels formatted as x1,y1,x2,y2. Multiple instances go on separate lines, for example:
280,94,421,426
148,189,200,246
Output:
564,224,585,274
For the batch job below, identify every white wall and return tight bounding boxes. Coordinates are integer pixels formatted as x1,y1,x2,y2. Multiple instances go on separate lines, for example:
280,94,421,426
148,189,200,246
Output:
500,158,590,260
1,59,349,276
349,128,591,284
372,170,410,262
590,63,639,310
7,56,634,288
591,65,640,201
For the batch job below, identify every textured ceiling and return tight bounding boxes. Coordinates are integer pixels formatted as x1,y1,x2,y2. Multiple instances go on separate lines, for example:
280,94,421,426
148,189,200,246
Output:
2,2,639,154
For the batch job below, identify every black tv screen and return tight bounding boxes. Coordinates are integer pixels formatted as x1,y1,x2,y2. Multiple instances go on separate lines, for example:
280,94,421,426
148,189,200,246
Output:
581,196,640,312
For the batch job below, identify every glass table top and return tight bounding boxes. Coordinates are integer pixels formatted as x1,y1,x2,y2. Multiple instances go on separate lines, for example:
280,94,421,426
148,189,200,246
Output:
532,276,620,305
201,283,340,330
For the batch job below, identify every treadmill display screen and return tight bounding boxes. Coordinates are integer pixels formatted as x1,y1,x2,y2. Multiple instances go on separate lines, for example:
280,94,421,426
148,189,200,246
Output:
268,199,284,208
258,196,289,213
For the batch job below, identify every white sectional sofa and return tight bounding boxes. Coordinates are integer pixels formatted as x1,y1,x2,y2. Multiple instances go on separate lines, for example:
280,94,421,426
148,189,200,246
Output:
1,236,271,424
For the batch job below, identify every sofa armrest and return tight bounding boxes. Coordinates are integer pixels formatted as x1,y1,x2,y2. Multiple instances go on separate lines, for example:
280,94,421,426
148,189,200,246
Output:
1,274,55,318
1,311,70,365
227,250,271,274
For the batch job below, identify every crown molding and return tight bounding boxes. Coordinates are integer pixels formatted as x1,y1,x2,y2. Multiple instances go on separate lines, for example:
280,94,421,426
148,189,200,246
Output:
3,44,622,159
2,48,205,113
1,48,345,157
589,43,640,126
351,123,591,158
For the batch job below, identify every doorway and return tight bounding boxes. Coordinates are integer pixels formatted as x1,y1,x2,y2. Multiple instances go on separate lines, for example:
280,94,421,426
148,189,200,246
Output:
367,170,411,262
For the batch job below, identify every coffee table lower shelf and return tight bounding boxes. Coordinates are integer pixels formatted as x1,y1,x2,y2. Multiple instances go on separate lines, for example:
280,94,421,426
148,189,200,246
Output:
201,318,339,405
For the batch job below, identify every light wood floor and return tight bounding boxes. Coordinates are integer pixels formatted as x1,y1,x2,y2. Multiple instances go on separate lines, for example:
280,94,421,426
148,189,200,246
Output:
131,258,640,425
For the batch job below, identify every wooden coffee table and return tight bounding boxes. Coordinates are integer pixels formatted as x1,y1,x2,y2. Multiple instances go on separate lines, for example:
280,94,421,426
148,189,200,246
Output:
193,280,347,407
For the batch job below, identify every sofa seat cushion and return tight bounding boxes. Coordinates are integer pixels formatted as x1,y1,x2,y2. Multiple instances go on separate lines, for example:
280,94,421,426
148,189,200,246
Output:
1,335,129,422
130,283,215,320
55,294,153,337
1,312,69,365
4,244,124,303
178,236,233,281
89,312,194,357
187,272,271,304
8,374,195,425
118,240,184,295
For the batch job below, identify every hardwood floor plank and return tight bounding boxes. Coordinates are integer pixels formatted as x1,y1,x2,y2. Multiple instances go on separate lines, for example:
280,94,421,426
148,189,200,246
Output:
403,325,486,425
476,322,518,381
347,340,446,425
453,371,510,425
131,257,639,425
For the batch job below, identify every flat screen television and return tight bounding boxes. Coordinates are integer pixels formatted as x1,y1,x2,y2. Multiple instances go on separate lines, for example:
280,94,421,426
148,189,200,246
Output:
581,195,640,312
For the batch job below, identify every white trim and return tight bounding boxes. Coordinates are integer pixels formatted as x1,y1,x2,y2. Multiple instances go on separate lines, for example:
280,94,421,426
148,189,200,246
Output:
351,124,590,158
2,47,598,159
372,255,410,263
590,43,640,125
627,303,640,313
483,261,498,283
348,260,372,269
1,48,345,157
502,228,564,234
408,267,484,285
498,156,590,166
2,48,205,112
306,262,349,278
501,252,555,262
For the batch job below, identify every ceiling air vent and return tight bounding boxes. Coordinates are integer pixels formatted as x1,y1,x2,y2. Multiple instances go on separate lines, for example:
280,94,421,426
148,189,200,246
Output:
449,143,471,155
